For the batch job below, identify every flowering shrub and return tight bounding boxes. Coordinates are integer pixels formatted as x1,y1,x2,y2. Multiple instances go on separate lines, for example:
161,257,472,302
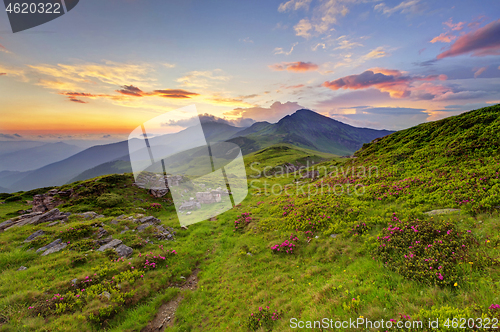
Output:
376,214,491,287
148,203,162,211
137,245,177,270
246,306,283,331
350,222,368,236
271,233,298,254
234,212,252,232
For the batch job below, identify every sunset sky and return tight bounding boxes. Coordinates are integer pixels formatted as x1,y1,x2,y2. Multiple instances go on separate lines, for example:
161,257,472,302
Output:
0,0,499,142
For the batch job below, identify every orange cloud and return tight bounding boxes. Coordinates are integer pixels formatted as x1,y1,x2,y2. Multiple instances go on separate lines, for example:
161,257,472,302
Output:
437,19,500,58
430,32,456,43
269,61,319,72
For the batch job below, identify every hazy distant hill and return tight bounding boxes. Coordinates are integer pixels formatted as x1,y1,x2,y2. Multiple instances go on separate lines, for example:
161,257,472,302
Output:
0,142,84,172
231,109,393,155
0,140,47,155
0,170,33,189
8,140,130,191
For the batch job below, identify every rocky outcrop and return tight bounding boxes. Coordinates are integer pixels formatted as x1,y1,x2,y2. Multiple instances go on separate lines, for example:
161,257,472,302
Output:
0,208,69,232
155,225,175,241
134,172,170,198
32,189,66,213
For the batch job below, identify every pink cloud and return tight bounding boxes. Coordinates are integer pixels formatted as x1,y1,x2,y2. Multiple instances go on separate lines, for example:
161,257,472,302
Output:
437,19,500,59
322,68,446,99
269,61,319,72
444,18,465,31
473,67,487,78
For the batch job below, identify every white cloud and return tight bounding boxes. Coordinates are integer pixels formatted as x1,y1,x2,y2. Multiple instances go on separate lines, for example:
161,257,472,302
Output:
374,0,423,16
273,42,298,55
224,101,305,123
162,63,176,68
334,36,363,50
278,0,312,12
294,18,313,38
176,70,230,88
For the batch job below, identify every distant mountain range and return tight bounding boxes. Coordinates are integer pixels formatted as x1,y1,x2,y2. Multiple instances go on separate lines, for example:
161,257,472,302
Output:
0,142,84,172
228,109,393,155
0,109,393,192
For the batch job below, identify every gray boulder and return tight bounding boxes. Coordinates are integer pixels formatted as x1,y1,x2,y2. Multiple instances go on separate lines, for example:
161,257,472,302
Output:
25,229,45,242
97,239,122,251
36,239,62,253
115,244,133,258
41,242,67,256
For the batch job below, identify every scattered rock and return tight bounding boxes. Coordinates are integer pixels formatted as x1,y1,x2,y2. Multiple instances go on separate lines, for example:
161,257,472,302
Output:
97,239,123,252
330,234,338,239
115,244,133,258
179,201,201,211
76,211,104,220
137,222,155,232
47,221,60,227
36,239,62,253
100,291,111,300
95,236,114,246
196,192,221,204
96,227,108,239
155,225,175,241
424,208,461,215
25,229,45,242
149,188,169,198
138,216,160,224
134,172,170,197
41,242,68,256
17,266,27,271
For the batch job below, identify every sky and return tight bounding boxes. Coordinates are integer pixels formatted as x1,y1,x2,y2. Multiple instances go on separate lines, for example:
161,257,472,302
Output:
0,0,499,143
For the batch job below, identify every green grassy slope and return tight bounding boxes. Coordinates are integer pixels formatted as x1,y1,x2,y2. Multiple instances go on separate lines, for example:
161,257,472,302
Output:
0,106,499,331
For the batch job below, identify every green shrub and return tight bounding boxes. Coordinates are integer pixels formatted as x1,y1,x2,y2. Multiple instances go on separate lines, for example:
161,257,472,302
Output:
96,193,123,208
246,307,283,331
68,239,97,252
0,193,12,200
4,195,22,202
